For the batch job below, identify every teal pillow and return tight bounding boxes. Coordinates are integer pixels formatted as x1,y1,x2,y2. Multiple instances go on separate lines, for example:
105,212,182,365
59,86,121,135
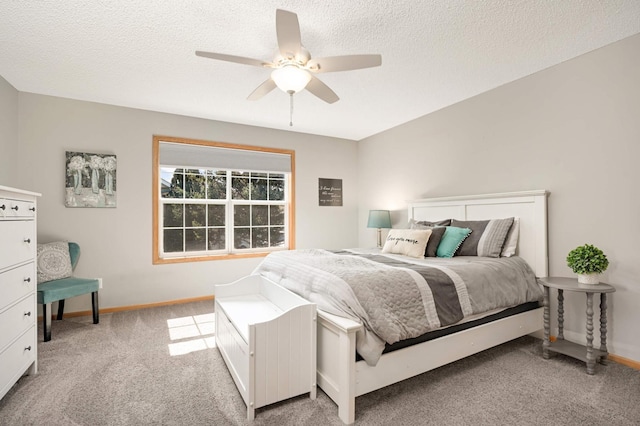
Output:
436,226,472,258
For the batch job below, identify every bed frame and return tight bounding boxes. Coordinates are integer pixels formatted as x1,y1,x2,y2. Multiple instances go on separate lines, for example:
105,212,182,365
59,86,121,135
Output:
316,190,549,424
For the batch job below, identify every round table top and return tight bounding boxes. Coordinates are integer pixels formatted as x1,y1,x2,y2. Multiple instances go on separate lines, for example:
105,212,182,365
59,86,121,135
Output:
538,276,615,293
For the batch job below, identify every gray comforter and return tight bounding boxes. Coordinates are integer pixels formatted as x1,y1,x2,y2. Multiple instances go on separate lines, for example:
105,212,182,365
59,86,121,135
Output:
253,248,543,366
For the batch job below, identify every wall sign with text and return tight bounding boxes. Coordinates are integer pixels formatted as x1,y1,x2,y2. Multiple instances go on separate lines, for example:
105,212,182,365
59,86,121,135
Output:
318,178,343,207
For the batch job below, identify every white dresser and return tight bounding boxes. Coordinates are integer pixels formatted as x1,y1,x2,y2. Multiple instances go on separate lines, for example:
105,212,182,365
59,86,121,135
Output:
0,185,39,401
215,275,316,420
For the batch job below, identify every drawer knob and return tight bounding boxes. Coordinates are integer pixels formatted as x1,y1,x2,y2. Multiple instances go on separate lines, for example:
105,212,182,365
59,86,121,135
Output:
11,205,19,211
24,238,31,244
29,206,36,212
24,277,31,283
24,311,32,317
0,204,5,210
25,346,32,351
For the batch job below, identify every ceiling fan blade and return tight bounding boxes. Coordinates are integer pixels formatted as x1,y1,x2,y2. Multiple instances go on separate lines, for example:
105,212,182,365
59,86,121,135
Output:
247,79,277,101
307,54,382,73
195,51,268,68
276,9,302,60
305,76,339,104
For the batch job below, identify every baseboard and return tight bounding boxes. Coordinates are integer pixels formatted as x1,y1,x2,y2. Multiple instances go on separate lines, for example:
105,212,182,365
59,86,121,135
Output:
607,353,640,370
40,295,215,320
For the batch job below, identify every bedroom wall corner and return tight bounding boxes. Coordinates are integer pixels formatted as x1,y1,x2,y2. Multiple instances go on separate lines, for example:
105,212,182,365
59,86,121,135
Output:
0,75,19,187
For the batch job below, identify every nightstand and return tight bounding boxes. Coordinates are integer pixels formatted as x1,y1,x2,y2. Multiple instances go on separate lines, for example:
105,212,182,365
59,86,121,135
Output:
539,277,615,375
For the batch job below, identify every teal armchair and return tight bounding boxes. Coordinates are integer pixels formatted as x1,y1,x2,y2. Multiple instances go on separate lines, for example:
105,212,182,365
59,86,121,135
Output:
37,242,100,342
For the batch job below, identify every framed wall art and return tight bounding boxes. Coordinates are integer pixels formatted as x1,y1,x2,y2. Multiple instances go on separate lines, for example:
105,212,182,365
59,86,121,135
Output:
318,178,342,207
65,151,117,208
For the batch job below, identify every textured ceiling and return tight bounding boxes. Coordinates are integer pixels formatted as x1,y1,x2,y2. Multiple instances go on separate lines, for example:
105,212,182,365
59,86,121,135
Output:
1,1,639,141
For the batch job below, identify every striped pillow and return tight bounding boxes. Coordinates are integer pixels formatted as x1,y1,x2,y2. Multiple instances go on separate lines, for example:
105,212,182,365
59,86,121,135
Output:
451,218,514,257
501,217,520,257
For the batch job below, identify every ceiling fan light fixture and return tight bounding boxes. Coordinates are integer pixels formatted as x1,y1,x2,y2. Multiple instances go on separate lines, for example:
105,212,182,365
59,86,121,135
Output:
271,65,311,94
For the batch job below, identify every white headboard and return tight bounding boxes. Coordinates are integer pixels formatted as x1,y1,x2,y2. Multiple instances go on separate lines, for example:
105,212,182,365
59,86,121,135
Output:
407,190,549,277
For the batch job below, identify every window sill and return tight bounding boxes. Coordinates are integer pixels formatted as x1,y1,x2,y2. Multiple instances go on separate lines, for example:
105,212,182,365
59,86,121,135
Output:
152,251,277,265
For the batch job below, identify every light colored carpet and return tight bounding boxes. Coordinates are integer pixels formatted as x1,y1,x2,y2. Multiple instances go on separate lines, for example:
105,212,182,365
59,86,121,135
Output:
1,300,638,425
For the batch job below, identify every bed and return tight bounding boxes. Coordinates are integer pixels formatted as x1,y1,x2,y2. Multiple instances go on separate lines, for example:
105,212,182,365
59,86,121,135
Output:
255,190,549,424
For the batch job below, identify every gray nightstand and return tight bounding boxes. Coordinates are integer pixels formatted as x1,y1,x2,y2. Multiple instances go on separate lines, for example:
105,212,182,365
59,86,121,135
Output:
539,277,615,375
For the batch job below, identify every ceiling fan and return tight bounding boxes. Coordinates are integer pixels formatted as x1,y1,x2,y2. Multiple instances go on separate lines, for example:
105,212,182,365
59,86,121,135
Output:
195,9,381,121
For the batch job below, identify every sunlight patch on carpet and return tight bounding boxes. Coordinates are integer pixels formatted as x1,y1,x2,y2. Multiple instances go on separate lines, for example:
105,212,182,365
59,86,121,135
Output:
167,313,216,356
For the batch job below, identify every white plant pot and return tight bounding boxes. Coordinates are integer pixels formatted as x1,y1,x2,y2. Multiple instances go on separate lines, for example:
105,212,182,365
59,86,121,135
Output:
578,273,600,285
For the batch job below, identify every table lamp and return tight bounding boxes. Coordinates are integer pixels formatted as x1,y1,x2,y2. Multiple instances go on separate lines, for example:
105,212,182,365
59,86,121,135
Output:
367,210,391,248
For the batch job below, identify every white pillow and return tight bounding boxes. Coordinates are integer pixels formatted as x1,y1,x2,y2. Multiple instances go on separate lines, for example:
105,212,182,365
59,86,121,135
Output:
37,241,73,283
381,229,432,259
501,217,520,257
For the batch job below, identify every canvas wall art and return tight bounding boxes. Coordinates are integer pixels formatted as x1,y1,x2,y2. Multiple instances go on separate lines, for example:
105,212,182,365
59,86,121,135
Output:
65,151,117,208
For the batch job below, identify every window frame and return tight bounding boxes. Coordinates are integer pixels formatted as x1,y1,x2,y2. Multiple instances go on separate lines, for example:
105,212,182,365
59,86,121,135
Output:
152,135,295,264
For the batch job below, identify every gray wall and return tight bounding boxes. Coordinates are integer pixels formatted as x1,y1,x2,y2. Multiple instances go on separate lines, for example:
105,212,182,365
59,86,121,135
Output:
0,75,19,186
358,34,640,362
14,93,358,312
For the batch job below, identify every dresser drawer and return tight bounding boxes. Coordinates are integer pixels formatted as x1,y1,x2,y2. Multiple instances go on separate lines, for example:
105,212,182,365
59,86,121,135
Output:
0,198,36,219
0,263,35,312
0,221,35,271
0,295,36,352
0,327,36,397
0,186,39,402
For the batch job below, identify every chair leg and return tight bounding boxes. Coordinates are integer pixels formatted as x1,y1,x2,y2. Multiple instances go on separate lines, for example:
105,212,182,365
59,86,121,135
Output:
57,299,65,320
92,291,99,324
43,303,52,342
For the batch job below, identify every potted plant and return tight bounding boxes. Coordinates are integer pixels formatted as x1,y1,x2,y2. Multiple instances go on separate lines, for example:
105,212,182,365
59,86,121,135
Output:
566,244,609,284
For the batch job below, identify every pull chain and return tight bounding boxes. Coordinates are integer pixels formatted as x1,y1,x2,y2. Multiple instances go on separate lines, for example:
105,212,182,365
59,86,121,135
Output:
288,91,294,126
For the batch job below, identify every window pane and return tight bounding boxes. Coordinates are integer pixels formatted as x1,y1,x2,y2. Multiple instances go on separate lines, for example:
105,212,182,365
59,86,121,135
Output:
269,178,284,201
207,171,227,199
252,227,269,248
164,169,185,199
185,229,206,251
185,170,206,199
270,227,285,247
269,173,284,179
234,205,250,226
163,204,183,227
252,205,268,226
185,204,206,227
232,177,249,200
164,229,183,252
251,178,267,200
208,228,225,250
234,228,250,249
270,205,284,226
208,205,225,226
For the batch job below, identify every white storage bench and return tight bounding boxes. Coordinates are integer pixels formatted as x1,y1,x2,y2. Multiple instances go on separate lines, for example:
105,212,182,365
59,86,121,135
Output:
215,275,317,420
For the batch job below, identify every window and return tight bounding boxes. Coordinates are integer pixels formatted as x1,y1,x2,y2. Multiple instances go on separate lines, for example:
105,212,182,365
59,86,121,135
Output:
153,136,295,264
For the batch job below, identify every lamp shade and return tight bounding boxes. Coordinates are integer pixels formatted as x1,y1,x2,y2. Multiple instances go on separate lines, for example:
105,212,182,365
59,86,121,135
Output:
367,210,391,229
271,65,312,93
